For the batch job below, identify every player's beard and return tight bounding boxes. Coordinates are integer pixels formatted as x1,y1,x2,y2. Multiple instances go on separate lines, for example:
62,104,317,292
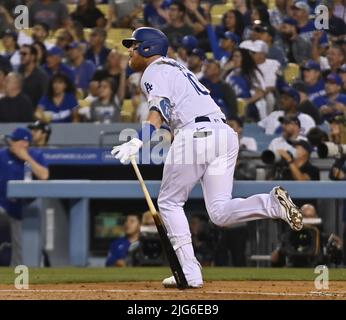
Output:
129,56,147,72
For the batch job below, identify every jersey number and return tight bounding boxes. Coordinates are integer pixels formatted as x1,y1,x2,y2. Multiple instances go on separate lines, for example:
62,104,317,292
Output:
186,72,209,96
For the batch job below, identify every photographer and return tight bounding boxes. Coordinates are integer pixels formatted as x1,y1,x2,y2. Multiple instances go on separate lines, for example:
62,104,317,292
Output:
276,140,320,182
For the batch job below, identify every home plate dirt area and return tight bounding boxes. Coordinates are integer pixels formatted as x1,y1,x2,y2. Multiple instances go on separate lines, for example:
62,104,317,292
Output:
0,281,346,300
0,267,345,300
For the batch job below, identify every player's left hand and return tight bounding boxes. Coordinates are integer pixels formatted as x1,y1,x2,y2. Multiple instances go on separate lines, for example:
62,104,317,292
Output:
111,138,143,164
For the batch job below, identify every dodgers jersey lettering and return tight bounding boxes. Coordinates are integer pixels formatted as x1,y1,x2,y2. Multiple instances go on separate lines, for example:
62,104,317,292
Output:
140,57,224,129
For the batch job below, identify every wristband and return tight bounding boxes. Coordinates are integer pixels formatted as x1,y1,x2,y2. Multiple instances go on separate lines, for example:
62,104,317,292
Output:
138,122,156,144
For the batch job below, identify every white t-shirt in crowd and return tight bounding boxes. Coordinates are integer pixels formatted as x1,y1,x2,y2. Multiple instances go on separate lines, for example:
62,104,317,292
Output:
258,111,316,135
240,136,258,152
268,135,307,153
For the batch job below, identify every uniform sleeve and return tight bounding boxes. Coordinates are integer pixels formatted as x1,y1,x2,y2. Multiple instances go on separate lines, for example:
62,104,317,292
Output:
141,66,171,101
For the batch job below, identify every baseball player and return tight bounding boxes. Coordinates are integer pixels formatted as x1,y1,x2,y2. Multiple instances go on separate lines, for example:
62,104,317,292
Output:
112,27,303,288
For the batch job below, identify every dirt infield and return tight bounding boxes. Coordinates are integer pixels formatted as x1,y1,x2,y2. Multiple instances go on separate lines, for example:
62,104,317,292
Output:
0,281,345,300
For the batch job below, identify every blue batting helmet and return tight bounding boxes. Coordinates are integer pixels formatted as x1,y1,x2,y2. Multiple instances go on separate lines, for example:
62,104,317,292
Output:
122,27,169,58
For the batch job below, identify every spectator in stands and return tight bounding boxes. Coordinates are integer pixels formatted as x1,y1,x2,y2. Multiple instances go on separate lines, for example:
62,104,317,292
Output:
292,80,321,125
144,0,169,29
327,45,346,73
0,72,34,122
70,0,106,28
29,0,70,31
55,29,74,54
231,0,251,27
184,0,209,50
107,0,143,28
248,39,280,118
228,115,257,151
219,9,245,38
28,120,52,147
70,21,87,45
275,139,320,181
333,0,346,23
31,23,51,49
279,17,311,65
1,29,20,71
290,1,328,47
18,44,49,107
0,127,49,266
35,72,79,123
268,115,307,152
243,5,270,40
91,48,128,96
201,59,237,119
43,46,76,83
224,47,265,121
320,73,346,119
259,86,315,135
252,21,287,66
162,1,193,50
87,77,123,123
187,48,205,81
218,31,240,69
85,28,111,68
105,213,141,267
67,42,96,96
269,0,287,29
302,60,328,109
32,41,47,66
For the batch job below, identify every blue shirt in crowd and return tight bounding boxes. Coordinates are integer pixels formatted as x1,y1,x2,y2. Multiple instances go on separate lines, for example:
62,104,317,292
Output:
105,236,131,267
307,79,328,108
38,92,79,123
71,60,96,92
43,63,76,83
225,73,252,99
298,20,328,46
0,148,47,220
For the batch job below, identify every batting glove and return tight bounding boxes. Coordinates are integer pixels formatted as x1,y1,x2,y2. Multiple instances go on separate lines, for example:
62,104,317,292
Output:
111,138,143,164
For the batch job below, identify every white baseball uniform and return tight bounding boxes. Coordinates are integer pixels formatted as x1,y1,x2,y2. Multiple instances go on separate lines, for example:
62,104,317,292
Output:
140,57,285,285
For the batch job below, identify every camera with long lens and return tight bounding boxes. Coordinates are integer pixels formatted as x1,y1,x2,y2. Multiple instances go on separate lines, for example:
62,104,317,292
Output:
261,149,296,165
317,142,346,159
129,226,165,266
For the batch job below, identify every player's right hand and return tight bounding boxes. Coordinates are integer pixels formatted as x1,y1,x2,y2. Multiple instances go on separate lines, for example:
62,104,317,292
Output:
111,138,143,164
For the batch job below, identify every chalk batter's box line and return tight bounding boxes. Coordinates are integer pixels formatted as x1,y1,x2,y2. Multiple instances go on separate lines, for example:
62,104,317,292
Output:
0,289,345,298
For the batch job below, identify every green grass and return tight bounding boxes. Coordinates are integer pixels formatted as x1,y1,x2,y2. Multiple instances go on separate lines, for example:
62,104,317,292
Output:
0,267,346,285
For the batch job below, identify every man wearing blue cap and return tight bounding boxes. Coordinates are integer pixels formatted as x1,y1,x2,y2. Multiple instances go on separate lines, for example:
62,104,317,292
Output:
321,73,346,118
67,42,96,94
43,46,76,83
303,60,328,109
0,127,49,265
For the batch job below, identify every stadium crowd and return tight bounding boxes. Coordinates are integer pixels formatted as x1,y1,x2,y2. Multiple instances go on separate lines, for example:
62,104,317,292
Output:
0,0,345,267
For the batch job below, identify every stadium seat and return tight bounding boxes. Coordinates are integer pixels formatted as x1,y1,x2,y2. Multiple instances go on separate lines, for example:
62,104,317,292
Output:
107,28,132,51
121,99,135,122
237,98,247,117
283,63,300,85
97,4,109,17
210,3,233,25
67,4,76,14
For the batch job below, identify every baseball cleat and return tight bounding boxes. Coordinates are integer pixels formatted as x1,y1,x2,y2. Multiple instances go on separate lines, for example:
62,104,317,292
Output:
274,186,303,231
162,276,203,289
